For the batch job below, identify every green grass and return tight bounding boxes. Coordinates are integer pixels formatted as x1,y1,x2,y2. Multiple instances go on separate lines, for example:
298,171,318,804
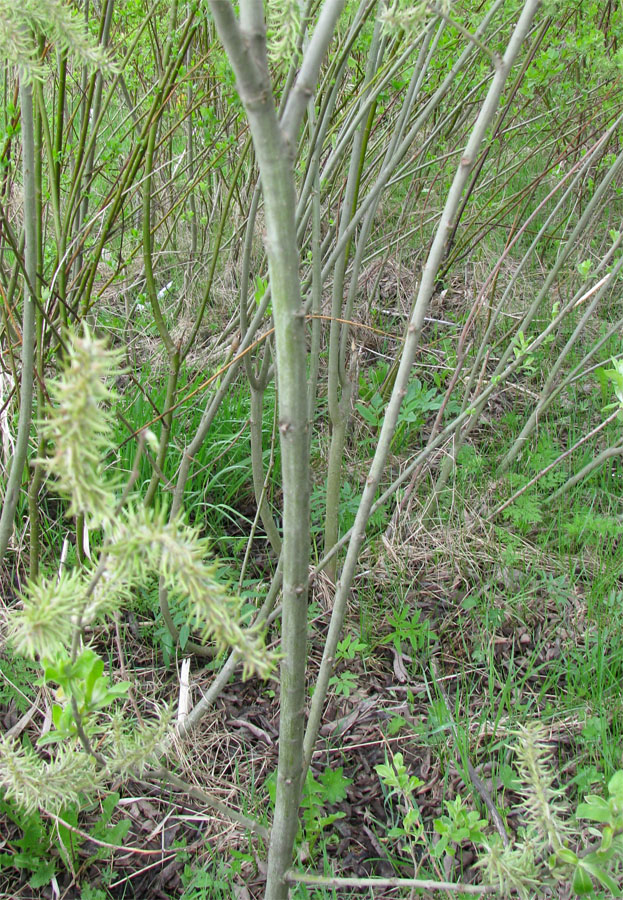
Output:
9,291,622,897
110,364,281,556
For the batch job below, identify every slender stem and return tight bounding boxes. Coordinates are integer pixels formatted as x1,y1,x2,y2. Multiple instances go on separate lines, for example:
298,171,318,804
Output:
285,870,495,893
303,0,542,775
148,767,269,840
185,17,198,263
207,4,346,897
0,77,36,564
324,13,382,581
491,410,621,519
182,135,252,358
551,444,623,505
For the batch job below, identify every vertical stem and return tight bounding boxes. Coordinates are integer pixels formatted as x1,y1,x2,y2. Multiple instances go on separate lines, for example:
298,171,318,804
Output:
324,15,383,581
28,67,45,579
140,1,180,506
303,0,542,774
54,50,69,328
207,3,345,896
71,0,115,312
306,100,322,436
186,17,198,264
0,77,36,563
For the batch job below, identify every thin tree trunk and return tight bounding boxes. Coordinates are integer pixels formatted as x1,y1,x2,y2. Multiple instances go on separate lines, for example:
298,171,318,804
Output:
206,4,345,897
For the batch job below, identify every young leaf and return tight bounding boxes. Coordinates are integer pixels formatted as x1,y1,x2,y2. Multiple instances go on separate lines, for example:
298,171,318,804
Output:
577,795,612,823
319,767,352,804
572,864,595,895
608,770,623,805
578,856,622,896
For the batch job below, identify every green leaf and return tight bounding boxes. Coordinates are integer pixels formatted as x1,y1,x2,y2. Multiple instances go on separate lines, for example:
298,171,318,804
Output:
28,858,56,888
319,767,352,804
387,715,407,735
179,623,190,650
579,856,622,895
51,704,64,730
98,792,120,826
556,847,579,865
254,276,267,306
356,403,381,426
600,825,614,854
264,771,276,805
96,681,130,705
577,796,612,823
608,770,623,804
572,864,594,894
603,362,623,405
55,806,81,867
105,818,132,846
0,852,15,870
315,811,345,831
301,770,324,805
403,808,423,837
46,704,76,740
578,259,593,278
84,652,105,702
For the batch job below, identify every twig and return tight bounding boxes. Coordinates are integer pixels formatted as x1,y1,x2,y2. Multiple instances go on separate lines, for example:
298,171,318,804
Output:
486,409,620,521
426,2,498,65
45,811,163,855
285,870,496,893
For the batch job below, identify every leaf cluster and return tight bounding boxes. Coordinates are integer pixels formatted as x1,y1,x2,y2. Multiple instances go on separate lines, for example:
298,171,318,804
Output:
0,791,131,889
266,765,353,859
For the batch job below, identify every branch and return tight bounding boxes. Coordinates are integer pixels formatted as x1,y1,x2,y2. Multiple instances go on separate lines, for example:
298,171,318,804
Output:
0,78,36,562
147,767,269,840
208,1,268,107
281,0,348,145
285,870,496,893
302,0,543,774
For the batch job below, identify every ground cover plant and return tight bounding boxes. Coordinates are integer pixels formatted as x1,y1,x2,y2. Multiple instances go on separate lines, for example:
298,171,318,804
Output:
2,0,623,897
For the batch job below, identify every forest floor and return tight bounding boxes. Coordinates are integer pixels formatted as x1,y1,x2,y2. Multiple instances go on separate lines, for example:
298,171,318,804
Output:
1,508,615,899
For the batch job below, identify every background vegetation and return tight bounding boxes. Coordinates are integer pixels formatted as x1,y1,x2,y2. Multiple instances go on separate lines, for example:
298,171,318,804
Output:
1,0,623,897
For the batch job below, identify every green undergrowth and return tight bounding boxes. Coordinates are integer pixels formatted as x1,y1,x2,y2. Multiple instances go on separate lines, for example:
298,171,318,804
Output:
113,365,281,556
5,299,621,898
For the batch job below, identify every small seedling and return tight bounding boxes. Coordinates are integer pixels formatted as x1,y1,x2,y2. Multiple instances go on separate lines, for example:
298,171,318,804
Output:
433,795,488,860
266,766,352,859
335,634,367,662
328,670,358,698
376,752,425,847
381,604,436,656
